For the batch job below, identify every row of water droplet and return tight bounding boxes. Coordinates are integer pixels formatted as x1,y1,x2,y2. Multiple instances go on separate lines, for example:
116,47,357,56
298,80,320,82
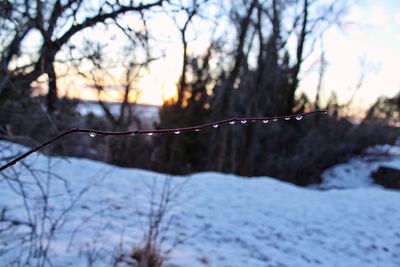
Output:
88,115,306,137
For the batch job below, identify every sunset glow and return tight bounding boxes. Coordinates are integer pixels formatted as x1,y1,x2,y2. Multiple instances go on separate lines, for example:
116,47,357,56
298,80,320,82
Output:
136,75,178,105
53,0,400,112
58,71,178,106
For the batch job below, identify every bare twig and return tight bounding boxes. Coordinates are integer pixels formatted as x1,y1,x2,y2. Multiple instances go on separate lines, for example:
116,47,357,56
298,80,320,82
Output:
0,110,327,172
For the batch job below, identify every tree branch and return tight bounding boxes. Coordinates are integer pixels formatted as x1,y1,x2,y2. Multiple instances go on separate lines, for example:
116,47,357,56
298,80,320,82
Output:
0,110,327,172
57,0,165,47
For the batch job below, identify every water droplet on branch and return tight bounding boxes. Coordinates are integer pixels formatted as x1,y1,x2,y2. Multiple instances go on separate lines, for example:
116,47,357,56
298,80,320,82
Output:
229,121,235,125
284,117,290,121
262,120,269,124
195,129,200,132
147,133,154,136
241,120,247,124
174,131,181,135
89,132,96,138
295,115,303,120
213,124,219,128
273,119,278,122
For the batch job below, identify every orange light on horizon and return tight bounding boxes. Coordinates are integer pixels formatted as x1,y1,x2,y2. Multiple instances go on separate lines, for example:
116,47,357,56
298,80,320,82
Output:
57,73,178,106
135,75,178,106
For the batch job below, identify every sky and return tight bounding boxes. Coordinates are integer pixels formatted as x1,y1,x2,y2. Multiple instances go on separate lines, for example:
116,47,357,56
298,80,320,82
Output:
299,0,400,113
57,0,400,114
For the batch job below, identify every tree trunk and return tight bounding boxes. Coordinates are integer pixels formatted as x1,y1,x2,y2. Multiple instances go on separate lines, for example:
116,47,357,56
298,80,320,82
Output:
46,62,58,113
287,0,308,114
210,0,257,172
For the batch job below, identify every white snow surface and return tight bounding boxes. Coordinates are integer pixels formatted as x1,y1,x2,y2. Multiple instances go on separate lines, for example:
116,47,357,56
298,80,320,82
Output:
1,141,400,267
77,102,160,123
321,144,400,189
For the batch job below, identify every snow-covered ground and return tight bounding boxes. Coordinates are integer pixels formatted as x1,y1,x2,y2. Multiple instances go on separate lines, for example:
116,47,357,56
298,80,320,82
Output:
321,144,400,189
1,141,400,267
77,101,160,124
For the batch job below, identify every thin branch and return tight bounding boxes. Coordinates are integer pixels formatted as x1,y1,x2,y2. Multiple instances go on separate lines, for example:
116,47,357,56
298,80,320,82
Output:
56,0,165,47
0,110,327,172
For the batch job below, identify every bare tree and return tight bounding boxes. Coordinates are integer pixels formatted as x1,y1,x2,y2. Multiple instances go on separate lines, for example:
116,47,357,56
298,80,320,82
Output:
172,0,200,108
73,38,148,131
0,0,164,112
209,0,258,172
156,0,217,173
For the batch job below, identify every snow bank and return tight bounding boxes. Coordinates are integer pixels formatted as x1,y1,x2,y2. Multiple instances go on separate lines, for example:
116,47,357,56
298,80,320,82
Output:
321,144,400,189
1,141,399,267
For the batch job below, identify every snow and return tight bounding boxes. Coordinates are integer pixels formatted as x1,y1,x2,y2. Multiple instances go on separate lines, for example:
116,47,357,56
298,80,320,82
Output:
1,141,400,267
77,101,160,123
321,144,400,189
